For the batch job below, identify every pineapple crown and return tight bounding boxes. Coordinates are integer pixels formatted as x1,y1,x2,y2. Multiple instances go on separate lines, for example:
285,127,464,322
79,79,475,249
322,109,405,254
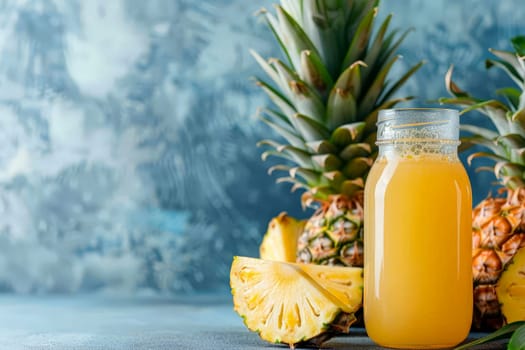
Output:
253,0,423,203
440,36,525,190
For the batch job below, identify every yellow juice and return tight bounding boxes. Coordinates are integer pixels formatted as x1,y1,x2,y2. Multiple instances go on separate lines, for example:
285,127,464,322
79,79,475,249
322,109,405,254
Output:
364,154,472,348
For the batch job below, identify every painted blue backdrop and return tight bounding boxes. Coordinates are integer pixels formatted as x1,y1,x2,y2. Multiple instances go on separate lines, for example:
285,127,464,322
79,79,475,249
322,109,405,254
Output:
0,0,523,294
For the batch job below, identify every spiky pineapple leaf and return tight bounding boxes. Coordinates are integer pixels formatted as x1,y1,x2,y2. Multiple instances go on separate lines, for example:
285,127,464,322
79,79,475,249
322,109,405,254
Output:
289,167,322,184
508,323,525,350
333,60,366,99
299,0,343,77
495,161,525,178
362,13,392,74
377,27,414,72
460,124,498,140
306,140,337,154
261,146,313,167
512,35,525,56
257,139,285,150
496,134,525,158
486,57,523,87
339,143,372,161
467,151,508,166
325,61,367,128
326,88,357,129
331,122,366,146
497,87,521,110
267,164,292,175
250,50,283,92
275,5,321,72
364,96,414,133
444,65,472,99
453,321,525,350
459,135,501,155
461,99,510,135
271,58,326,123
342,6,376,69
300,50,334,97
342,157,373,178
379,60,425,106
358,55,399,118
312,154,342,171
341,178,365,197
293,113,330,141
439,97,479,107
259,114,304,148
256,79,297,118
263,10,294,71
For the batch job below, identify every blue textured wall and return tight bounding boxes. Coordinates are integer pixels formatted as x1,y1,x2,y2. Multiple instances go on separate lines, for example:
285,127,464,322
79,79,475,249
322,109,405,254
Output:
0,0,523,294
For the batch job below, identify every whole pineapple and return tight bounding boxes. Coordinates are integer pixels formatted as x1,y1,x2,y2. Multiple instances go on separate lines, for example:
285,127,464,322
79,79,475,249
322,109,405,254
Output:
441,36,525,330
253,0,423,268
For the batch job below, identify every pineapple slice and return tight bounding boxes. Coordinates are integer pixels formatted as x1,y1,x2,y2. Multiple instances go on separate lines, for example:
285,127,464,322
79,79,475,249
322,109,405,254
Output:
230,256,363,348
259,212,305,262
497,247,525,323
300,263,363,314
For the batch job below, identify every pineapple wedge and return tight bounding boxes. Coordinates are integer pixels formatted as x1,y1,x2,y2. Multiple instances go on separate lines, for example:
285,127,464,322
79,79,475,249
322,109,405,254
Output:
300,263,363,314
230,256,363,348
497,247,525,323
259,212,305,262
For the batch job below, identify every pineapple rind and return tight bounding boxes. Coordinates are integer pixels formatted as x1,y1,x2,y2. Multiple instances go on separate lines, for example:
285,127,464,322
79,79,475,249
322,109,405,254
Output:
230,256,363,346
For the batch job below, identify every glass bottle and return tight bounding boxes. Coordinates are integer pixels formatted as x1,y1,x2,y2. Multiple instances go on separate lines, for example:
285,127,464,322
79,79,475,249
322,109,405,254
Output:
364,108,472,348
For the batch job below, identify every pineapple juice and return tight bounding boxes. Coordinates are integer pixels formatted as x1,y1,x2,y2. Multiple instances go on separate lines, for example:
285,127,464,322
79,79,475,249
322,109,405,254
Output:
364,109,472,349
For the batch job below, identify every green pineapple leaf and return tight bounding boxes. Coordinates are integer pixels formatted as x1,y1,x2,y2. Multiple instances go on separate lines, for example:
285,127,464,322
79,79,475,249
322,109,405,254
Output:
342,157,373,178
460,135,502,155
486,57,522,87
292,113,330,141
508,323,525,350
275,5,321,72
255,79,297,118
326,87,357,129
331,122,366,146
379,60,425,106
362,13,392,74
453,321,525,350
300,50,334,97
254,0,422,198
497,87,521,110
339,143,372,161
305,140,338,154
460,124,498,140
467,151,508,166
289,167,322,184
377,27,413,73
258,115,304,148
511,35,525,56
312,154,342,171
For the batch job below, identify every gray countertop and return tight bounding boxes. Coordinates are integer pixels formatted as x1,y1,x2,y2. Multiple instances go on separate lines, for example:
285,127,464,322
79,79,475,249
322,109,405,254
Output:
0,295,505,350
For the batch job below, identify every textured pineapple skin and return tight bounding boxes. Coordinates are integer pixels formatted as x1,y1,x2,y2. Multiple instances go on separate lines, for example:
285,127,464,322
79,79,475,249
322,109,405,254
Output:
471,191,525,330
296,195,364,268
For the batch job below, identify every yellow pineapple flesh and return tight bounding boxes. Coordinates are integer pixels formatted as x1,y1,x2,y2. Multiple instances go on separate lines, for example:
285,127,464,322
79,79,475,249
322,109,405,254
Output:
230,256,363,348
260,212,305,262
299,262,363,314
497,246,525,324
